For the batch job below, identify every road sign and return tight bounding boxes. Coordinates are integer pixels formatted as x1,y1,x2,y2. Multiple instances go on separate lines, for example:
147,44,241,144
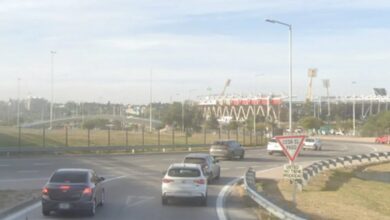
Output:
283,164,303,180
275,135,305,162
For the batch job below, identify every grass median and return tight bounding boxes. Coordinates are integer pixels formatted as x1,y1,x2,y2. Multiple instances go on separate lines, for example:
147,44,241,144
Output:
258,162,390,220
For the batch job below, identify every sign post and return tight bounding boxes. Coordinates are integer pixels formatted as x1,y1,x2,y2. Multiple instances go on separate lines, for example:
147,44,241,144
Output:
275,135,305,204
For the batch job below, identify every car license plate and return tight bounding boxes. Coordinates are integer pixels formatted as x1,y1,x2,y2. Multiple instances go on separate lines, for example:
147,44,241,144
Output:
59,203,70,210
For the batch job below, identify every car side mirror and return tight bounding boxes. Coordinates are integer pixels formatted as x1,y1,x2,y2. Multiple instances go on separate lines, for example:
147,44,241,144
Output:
99,177,105,182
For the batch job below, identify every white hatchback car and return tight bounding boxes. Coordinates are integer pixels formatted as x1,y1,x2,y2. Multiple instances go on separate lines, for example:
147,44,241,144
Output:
161,163,208,206
303,137,322,150
267,138,283,155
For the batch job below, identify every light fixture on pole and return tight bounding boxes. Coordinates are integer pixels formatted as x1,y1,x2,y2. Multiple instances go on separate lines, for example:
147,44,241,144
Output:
265,19,293,132
49,51,56,130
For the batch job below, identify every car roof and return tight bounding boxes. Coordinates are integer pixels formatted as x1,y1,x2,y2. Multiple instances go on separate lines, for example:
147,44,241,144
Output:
55,168,92,173
184,153,209,158
169,163,201,169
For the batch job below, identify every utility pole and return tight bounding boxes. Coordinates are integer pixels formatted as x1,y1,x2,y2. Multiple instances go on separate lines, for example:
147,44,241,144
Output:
49,51,56,129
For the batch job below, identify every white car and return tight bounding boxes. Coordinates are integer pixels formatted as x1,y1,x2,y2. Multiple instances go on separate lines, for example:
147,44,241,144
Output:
161,163,208,206
303,138,322,150
267,138,283,155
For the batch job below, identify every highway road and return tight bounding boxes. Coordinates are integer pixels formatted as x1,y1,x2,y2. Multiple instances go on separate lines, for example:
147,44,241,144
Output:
0,140,385,220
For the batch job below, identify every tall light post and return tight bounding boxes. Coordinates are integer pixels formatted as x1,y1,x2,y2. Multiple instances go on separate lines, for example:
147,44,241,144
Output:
352,81,357,136
149,70,153,132
322,79,331,121
265,19,293,132
17,78,21,128
49,51,56,129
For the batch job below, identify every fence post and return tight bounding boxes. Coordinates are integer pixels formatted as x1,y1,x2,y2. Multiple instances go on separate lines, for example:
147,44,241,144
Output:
185,128,188,145
88,129,90,147
249,129,252,146
108,127,111,147
203,127,206,144
158,129,161,146
43,127,46,147
228,129,230,139
255,131,258,146
125,128,129,147
243,127,246,145
172,128,175,145
236,128,239,141
218,127,221,139
142,126,145,146
18,126,21,153
65,126,68,147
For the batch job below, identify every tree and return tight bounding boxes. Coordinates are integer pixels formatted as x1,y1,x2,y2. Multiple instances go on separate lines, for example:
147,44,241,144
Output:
299,116,323,130
206,114,219,130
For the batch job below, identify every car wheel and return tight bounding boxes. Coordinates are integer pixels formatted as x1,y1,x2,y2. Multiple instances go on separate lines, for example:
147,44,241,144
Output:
87,199,96,216
99,189,105,206
162,196,168,205
42,208,50,216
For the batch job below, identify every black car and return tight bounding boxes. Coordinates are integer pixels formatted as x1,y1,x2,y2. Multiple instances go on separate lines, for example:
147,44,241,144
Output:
209,140,245,160
41,168,105,216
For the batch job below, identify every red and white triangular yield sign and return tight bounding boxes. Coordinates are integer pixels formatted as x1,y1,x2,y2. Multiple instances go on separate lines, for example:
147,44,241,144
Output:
275,135,306,162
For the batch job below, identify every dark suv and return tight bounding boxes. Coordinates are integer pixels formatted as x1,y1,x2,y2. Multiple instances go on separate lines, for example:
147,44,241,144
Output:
41,169,105,216
209,140,245,160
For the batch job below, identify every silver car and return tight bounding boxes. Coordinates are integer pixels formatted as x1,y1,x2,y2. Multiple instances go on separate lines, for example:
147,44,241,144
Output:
183,153,221,183
303,137,322,150
161,163,208,206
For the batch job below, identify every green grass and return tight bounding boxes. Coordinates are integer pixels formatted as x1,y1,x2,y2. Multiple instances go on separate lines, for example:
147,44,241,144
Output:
0,126,266,148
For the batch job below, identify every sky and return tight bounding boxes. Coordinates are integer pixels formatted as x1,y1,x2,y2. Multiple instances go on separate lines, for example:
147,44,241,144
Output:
1,0,390,104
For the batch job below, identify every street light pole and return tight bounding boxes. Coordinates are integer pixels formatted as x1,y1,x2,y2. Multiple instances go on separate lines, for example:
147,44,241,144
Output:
265,19,293,132
352,81,356,136
17,78,21,128
49,51,56,129
149,70,153,132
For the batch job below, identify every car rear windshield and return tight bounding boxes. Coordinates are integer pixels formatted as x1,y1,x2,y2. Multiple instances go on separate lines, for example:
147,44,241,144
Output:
306,139,315,142
50,172,88,183
184,157,206,164
269,139,277,143
168,168,201,177
213,141,228,145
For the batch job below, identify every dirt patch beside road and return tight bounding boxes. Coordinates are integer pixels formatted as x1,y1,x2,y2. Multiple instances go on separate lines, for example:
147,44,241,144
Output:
258,162,390,220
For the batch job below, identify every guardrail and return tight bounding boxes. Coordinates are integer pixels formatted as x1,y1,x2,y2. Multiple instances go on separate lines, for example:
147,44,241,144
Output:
244,168,305,220
298,151,390,188
244,151,390,219
0,144,210,155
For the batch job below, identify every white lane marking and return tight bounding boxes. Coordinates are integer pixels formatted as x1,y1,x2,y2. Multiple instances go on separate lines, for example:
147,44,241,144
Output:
126,196,155,207
3,175,127,220
17,170,39,173
216,177,242,220
365,145,378,152
3,201,41,220
0,164,10,167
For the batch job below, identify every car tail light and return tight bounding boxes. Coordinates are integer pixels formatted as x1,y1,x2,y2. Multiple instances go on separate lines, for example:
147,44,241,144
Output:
194,179,205,185
42,187,49,195
162,178,174,183
82,187,93,195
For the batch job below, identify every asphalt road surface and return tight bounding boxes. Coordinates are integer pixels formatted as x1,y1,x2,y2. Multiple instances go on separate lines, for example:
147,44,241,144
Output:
0,140,385,220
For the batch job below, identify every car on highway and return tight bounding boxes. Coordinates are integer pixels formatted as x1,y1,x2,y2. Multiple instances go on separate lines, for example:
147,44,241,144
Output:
183,153,221,183
41,168,105,216
162,163,208,206
303,137,322,150
375,135,389,144
267,138,283,155
209,140,245,160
